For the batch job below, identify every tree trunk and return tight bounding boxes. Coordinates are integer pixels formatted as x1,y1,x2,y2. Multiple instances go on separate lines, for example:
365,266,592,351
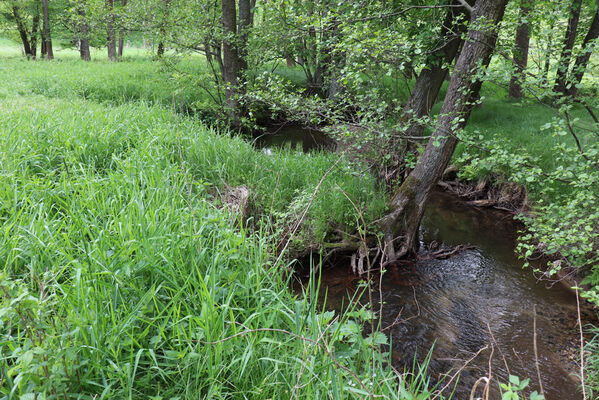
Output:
41,35,47,58
286,55,296,67
78,3,91,61
12,6,33,57
554,0,583,94
383,0,508,261
31,6,40,59
41,0,53,59
106,0,117,61
156,0,171,58
508,0,531,98
565,8,599,97
542,20,555,87
237,0,252,72
117,0,127,58
221,0,247,126
118,36,124,57
402,0,472,140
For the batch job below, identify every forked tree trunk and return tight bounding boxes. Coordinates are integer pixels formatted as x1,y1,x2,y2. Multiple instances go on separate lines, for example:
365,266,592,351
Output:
509,0,531,99
402,0,473,140
41,0,53,59
565,8,599,97
554,0,583,94
382,0,508,261
106,0,117,61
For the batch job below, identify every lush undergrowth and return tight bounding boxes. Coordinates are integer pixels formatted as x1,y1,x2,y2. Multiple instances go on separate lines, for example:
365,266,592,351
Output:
0,48,433,398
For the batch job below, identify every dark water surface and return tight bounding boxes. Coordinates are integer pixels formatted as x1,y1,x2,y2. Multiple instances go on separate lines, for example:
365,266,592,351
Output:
297,191,590,400
254,124,334,153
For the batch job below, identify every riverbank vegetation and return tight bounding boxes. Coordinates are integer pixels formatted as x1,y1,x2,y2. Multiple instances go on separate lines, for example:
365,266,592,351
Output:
1,0,599,398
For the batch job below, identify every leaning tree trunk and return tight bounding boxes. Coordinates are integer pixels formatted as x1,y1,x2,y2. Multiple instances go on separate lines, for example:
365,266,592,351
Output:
41,0,53,60
79,3,91,61
106,0,117,61
382,0,508,261
402,0,473,141
12,6,33,57
509,0,531,99
565,8,599,97
554,0,583,95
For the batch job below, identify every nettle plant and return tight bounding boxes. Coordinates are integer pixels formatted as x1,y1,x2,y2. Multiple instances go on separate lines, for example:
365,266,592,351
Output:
0,272,81,399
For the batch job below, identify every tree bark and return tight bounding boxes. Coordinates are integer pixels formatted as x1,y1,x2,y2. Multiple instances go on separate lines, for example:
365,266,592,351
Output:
156,0,171,58
554,0,583,94
12,6,33,57
508,0,531,99
41,0,53,59
237,0,252,72
117,0,127,58
78,3,91,61
222,0,248,126
402,0,473,140
118,36,125,57
31,6,40,59
383,0,508,260
542,19,555,87
565,8,599,97
106,0,117,61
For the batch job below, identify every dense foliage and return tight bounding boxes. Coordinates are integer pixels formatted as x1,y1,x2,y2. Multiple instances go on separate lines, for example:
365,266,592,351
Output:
1,0,599,397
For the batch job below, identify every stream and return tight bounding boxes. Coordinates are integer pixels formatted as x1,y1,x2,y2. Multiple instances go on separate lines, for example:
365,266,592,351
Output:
259,125,594,399
254,124,335,152
296,191,594,400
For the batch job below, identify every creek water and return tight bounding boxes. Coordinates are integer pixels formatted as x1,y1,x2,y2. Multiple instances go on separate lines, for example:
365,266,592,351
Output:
296,191,592,400
254,124,334,152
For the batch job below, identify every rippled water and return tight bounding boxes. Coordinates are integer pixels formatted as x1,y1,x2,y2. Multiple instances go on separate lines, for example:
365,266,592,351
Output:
297,191,592,400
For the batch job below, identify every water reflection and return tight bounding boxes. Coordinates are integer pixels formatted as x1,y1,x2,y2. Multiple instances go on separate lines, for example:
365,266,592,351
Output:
254,124,334,153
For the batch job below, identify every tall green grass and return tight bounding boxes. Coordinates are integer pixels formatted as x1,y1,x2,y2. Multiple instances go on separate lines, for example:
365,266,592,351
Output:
0,89,431,398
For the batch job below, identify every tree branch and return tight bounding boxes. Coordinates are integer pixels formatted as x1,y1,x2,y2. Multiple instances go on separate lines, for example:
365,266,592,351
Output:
456,0,474,14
